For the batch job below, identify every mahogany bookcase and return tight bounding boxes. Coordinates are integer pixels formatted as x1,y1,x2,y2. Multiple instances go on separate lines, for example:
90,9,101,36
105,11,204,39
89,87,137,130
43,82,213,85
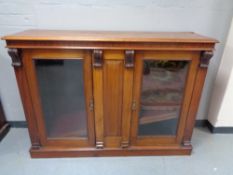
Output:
2,30,217,157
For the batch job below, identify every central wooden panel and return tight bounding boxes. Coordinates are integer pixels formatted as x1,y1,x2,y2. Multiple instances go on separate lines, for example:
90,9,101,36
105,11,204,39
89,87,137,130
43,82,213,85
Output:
103,60,123,137
92,50,129,148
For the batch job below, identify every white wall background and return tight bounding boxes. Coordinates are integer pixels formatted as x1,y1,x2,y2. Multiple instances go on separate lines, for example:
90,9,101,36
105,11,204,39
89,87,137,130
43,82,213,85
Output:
0,0,233,121
208,18,233,127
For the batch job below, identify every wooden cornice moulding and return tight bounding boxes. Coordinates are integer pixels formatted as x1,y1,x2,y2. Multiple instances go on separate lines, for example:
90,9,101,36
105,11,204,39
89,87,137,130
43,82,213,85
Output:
5,40,216,51
2,30,218,51
7,48,22,67
200,51,214,68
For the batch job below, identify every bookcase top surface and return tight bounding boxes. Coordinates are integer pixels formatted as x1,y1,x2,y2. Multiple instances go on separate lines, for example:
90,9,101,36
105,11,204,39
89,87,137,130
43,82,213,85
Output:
2,29,218,43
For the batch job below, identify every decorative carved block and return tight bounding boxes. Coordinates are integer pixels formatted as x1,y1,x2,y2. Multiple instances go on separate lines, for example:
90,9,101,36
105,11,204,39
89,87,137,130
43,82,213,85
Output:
200,51,213,68
8,48,22,67
121,141,129,148
125,50,134,68
96,141,104,149
93,49,103,67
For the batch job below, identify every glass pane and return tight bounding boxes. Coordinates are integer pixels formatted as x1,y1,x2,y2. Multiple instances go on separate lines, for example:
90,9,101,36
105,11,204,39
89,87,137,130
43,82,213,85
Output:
138,60,189,136
35,59,87,139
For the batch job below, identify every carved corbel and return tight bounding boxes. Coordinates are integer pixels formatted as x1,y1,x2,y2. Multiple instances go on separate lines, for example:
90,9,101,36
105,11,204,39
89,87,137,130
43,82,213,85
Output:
125,50,135,68
93,49,103,67
8,48,22,67
200,51,213,68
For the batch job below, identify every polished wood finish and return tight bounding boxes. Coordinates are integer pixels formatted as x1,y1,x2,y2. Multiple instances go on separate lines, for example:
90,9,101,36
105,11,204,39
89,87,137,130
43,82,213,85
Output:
2,30,217,157
93,50,131,148
4,41,215,51
121,53,134,148
14,51,40,147
103,53,123,147
3,30,217,51
30,145,191,158
183,67,209,146
2,30,218,43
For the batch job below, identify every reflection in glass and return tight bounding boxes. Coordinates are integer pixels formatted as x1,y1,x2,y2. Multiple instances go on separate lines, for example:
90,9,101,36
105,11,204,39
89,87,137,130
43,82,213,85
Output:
35,59,87,139
138,60,189,136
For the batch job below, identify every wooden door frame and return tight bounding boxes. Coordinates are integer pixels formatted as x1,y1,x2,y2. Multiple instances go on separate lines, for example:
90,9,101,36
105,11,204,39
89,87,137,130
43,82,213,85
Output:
23,49,95,148
130,51,200,147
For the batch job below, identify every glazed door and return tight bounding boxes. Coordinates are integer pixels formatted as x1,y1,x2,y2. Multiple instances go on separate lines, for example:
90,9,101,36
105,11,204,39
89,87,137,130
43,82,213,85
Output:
131,51,199,146
92,50,134,148
24,49,95,147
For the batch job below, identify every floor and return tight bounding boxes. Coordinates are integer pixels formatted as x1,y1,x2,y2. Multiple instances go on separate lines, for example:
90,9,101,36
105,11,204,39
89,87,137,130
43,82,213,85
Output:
0,128,233,175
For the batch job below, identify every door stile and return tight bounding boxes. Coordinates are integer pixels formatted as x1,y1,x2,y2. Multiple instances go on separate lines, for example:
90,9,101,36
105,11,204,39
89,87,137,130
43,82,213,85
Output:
121,50,135,148
130,52,144,145
92,50,105,148
175,52,200,143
